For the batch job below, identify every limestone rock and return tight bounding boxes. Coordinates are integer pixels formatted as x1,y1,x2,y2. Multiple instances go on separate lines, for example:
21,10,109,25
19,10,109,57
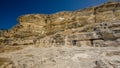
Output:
0,2,120,47
0,2,120,68
0,47,120,68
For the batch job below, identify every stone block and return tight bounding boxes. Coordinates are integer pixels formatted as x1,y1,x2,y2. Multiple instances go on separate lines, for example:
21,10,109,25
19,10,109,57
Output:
80,40,92,47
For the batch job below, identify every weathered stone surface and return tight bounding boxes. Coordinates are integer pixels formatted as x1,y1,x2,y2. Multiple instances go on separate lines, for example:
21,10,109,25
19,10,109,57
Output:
0,2,120,47
0,47,120,68
0,2,120,68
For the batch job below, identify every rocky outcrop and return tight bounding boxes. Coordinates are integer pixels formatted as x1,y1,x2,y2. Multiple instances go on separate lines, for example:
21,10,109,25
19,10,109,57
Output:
0,2,120,68
65,22,120,47
0,2,120,47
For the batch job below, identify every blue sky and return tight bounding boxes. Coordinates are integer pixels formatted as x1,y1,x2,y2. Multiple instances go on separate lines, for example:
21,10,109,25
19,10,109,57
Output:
0,0,107,29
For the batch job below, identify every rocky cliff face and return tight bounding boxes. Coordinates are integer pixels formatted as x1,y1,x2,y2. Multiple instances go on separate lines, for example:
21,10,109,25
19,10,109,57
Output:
0,2,120,68
0,2,120,47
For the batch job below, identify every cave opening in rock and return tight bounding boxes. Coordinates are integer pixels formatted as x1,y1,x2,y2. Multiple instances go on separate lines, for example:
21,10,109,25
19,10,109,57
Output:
72,40,77,46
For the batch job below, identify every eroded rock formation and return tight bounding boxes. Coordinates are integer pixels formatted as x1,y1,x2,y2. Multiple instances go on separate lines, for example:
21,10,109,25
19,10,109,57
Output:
0,2,120,68
0,2,120,47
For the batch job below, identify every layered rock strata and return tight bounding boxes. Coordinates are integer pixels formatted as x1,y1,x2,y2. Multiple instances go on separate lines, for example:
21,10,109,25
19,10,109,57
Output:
0,2,120,47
